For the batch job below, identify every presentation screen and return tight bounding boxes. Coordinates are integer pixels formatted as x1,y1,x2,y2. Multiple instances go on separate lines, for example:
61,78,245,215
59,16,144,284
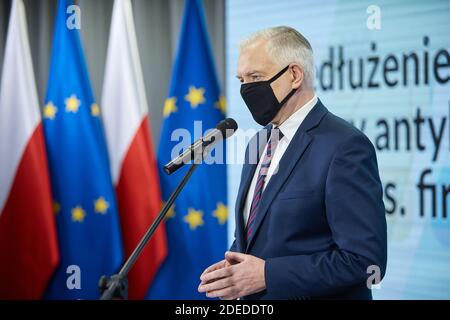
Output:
226,0,450,299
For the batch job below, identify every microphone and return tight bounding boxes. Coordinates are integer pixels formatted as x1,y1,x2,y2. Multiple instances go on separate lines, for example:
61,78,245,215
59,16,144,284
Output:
163,118,238,175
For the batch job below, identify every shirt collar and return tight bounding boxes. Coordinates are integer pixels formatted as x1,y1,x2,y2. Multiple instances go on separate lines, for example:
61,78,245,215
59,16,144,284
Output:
276,94,318,142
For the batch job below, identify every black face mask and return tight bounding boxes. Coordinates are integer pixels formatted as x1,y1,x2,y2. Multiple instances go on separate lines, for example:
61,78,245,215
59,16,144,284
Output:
240,65,296,126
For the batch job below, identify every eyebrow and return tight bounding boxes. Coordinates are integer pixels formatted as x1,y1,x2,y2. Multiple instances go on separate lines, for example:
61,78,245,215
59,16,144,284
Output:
236,70,265,78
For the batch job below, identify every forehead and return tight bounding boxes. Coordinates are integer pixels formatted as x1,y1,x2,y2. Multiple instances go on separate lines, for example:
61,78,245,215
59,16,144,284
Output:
237,38,275,75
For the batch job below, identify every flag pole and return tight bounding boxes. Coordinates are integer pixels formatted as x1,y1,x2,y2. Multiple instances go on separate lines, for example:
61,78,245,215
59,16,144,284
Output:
99,162,200,300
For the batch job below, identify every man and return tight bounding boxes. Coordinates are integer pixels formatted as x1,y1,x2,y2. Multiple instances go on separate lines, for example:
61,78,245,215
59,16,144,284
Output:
198,26,387,300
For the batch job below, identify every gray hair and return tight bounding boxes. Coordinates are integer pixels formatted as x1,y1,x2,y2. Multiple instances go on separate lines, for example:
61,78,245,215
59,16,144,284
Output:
240,26,314,88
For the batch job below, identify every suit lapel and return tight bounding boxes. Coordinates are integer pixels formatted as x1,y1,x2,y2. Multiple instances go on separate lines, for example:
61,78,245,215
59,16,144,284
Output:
245,100,329,252
234,163,255,251
234,127,271,252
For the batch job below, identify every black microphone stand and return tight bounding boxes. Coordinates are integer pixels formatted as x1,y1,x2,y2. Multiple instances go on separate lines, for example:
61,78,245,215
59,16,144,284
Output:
99,161,200,300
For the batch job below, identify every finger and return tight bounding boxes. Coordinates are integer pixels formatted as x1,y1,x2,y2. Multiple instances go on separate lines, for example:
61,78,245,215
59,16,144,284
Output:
198,277,232,293
225,251,246,263
200,265,233,283
200,259,226,278
225,256,240,265
202,260,225,275
206,287,235,299
220,295,238,300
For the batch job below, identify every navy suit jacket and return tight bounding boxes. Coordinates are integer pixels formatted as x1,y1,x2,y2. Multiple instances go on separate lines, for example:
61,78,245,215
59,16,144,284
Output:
230,99,387,300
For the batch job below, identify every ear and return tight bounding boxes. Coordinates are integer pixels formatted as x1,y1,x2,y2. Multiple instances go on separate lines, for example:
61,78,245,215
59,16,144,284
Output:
290,64,304,90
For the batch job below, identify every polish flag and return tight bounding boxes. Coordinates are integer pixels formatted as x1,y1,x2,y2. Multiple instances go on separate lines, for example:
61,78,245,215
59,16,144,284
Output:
102,0,167,299
0,0,59,299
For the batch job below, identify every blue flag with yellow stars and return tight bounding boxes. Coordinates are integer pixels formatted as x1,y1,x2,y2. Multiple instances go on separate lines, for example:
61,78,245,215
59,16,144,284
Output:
42,0,123,299
147,0,228,299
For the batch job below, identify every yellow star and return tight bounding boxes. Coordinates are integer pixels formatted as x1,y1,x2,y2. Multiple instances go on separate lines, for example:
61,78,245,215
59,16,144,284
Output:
163,97,177,117
53,201,61,215
163,202,176,219
213,202,227,225
65,94,81,113
91,103,100,117
43,102,58,120
185,86,205,108
215,95,226,114
94,197,109,214
184,208,204,230
71,206,86,222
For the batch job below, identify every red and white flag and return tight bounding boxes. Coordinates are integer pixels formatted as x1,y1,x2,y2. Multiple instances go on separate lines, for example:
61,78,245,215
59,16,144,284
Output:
102,0,167,299
0,0,59,299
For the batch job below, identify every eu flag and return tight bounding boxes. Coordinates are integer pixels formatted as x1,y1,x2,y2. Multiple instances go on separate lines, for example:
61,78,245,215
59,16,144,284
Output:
43,0,123,299
147,0,228,299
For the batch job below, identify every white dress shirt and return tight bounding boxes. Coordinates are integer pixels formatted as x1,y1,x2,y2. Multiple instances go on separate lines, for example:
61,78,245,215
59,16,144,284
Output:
243,95,318,225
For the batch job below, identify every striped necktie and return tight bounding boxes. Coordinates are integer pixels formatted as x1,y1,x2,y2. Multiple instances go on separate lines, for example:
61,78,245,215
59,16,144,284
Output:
245,127,284,242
